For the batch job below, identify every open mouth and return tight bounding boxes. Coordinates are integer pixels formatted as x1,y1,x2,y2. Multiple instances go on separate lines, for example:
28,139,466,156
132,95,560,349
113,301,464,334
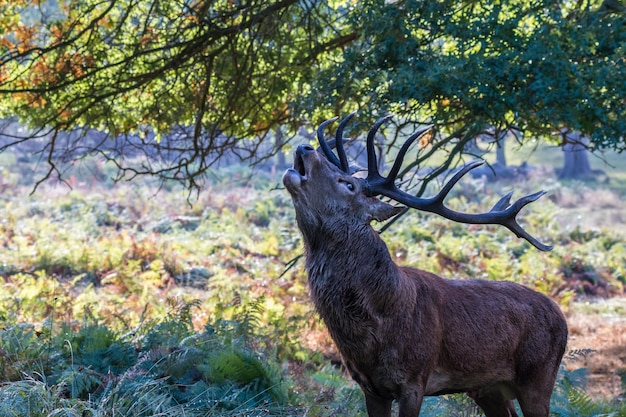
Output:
293,150,307,178
283,151,308,192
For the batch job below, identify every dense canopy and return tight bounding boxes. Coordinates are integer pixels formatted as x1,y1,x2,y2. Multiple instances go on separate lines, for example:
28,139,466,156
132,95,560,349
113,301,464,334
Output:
0,0,353,187
306,0,625,160
0,0,624,188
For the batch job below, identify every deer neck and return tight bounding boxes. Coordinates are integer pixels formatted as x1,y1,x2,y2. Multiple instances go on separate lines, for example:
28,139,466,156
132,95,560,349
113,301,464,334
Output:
299,219,408,361
301,220,401,311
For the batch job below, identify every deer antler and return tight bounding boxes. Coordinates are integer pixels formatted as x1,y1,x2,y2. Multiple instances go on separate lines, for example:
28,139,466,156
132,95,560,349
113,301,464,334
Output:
317,112,358,173
361,117,553,251
316,116,340,169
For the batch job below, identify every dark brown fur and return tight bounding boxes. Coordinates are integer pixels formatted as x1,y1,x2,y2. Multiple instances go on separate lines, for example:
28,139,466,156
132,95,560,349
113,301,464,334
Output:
283,144,568,417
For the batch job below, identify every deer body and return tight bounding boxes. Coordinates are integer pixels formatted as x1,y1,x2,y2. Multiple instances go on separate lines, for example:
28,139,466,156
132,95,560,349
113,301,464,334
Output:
284,121,567,417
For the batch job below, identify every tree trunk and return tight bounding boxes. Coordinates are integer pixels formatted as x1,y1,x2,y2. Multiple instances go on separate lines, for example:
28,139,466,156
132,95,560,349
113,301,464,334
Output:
275,126,287,170
495,131,507,166
559,131,593,179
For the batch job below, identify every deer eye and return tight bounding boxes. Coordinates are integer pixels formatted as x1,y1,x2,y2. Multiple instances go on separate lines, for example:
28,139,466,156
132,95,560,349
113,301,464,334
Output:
339,179,355,191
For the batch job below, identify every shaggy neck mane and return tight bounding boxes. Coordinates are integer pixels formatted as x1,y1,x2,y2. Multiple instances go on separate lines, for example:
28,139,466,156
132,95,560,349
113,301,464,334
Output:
301,217,402,313
301,217,393,271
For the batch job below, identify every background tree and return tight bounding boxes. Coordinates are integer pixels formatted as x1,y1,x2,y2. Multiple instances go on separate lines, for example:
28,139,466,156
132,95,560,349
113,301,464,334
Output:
303,0,626,182
0,0,354,189
559,130,594,179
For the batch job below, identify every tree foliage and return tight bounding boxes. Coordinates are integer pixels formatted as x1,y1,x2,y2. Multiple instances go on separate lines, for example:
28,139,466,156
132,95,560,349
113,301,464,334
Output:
0,0,353,188
1,0,624,188
304,0,626,168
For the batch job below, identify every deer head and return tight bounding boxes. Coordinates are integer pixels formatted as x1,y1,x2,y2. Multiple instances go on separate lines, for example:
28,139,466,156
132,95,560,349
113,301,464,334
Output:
283,144,402,240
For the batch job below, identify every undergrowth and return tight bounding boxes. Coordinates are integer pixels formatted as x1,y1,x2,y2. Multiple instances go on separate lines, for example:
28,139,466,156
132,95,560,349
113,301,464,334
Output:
0,299,296,416
1,156,626,415
2,301,625,416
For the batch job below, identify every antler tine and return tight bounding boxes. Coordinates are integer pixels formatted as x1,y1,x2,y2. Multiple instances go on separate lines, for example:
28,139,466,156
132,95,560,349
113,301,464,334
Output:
316,117,341,169
360,120,551,250
491,191,514,211
386,125,433,184
434,160,485,201
497,190,553,251
335,112,357,173
369,159,551,250
424,166,553,251
366,115,394,182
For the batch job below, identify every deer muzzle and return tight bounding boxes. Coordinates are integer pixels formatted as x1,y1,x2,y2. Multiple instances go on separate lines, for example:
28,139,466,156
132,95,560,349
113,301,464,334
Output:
283,144,315,193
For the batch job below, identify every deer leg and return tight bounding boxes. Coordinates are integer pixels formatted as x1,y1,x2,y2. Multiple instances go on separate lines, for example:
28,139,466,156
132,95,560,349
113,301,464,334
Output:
364,393,392,417
515,356,561,417
468,384,519,417
397,388,424,417
472,394,519,417
516,388,551,417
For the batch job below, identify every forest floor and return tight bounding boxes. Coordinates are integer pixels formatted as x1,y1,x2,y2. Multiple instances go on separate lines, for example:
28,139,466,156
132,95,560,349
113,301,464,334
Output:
567,297,626,399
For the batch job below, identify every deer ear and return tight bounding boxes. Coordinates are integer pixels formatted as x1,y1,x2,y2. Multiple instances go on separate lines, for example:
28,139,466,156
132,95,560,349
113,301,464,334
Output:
368,200,404,222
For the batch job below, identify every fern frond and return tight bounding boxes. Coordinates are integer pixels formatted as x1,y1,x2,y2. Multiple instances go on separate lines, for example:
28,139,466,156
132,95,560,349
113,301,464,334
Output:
0,377,95,417
565,349,596,362
567,385,603,416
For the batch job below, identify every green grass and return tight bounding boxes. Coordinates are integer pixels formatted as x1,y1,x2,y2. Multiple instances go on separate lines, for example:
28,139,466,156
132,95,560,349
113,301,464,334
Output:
571,297,626,318
487,140,626,196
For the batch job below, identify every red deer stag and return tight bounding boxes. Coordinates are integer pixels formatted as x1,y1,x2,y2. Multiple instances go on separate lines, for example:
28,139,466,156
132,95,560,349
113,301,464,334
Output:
282,114,568,417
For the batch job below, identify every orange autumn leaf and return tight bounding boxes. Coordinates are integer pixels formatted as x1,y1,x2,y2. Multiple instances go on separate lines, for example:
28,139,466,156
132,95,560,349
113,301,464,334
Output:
31,57,58,85
50,25,64,44
0,36,15,49
14,24,39,52
419,131,433,149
